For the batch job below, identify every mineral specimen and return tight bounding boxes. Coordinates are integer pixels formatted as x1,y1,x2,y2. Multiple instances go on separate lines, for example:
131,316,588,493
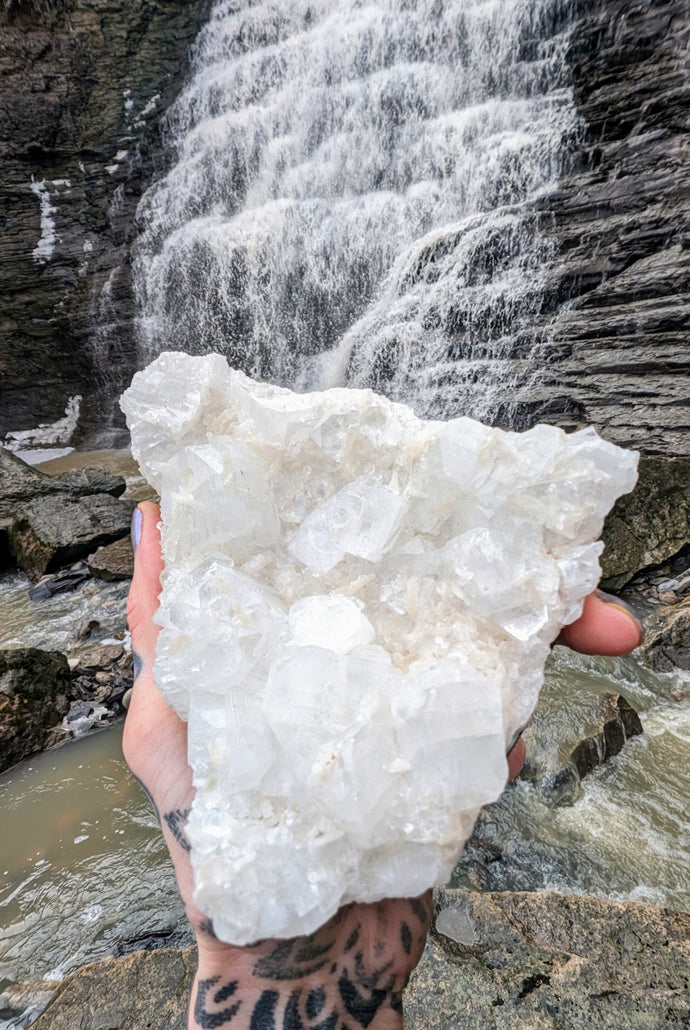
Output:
121,351,638,944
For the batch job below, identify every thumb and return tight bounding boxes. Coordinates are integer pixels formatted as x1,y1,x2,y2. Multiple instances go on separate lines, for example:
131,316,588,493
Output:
127,502,164,669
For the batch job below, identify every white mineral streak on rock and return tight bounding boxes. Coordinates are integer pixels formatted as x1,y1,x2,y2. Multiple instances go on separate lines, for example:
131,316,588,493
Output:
121,351,638,944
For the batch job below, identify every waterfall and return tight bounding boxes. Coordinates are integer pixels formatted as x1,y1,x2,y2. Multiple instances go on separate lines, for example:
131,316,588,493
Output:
135,0,580,423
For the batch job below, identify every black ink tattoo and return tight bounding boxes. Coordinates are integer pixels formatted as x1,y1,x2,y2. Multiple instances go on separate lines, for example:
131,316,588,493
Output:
338,969,388,1029
400,922,412,956
253,938,332,981
199,918,218,940
133,774,160,826
163,807,192,852
194,976,241,1028
250,989,279,1029
132,651,144,681
306,988,326,1020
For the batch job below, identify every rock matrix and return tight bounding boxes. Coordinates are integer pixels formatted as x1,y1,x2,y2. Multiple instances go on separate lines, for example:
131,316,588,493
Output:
122,351,637,944
0,446,133,580
406,889,690,1030
0,647,70,771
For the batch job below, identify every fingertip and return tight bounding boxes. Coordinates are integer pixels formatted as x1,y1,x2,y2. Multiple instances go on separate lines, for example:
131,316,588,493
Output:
556,591,643,656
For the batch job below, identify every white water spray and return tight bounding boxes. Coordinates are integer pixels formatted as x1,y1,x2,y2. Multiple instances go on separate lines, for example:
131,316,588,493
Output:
135,0,580,421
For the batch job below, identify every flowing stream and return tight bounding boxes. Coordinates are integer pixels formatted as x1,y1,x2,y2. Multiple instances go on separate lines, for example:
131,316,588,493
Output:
2,0,689,1022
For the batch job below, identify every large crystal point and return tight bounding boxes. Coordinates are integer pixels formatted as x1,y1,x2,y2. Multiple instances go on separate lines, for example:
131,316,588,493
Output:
121,352,638,944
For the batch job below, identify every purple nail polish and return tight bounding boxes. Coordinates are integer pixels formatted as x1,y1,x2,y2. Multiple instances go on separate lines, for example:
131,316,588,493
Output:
131,508,143,550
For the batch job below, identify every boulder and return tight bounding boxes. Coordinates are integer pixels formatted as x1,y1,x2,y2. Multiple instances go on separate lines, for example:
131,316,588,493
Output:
601,456,690,591
30,947,195,1030
8,492,133,581
405,889,690,1030
639,601,690,672
519,679,643,807
0,648,71,772
0,446,125,515
87,535,134,581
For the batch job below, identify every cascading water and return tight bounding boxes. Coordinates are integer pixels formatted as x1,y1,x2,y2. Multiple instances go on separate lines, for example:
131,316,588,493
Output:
135,0,580,423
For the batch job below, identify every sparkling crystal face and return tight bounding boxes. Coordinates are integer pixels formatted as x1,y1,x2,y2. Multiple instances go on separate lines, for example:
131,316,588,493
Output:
121,352,638,944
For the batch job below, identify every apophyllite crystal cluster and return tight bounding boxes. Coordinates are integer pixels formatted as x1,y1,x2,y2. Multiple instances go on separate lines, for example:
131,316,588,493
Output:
121,351,637,944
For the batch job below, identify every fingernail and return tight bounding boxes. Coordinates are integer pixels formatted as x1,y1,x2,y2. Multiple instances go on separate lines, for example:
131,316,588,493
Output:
595,589,644,644
131,507,143,550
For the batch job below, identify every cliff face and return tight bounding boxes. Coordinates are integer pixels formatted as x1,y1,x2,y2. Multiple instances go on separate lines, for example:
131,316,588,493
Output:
528,0,690,457
0,0,687,456
0,0,211,446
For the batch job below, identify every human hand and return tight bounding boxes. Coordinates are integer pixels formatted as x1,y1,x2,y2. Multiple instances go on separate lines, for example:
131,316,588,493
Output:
123,502,642,1030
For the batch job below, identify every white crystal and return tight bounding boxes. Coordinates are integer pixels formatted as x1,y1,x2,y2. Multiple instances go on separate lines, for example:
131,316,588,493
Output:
121,351,638,944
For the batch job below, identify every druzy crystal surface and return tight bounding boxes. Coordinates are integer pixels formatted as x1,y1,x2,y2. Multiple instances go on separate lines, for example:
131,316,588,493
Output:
121,352,638,944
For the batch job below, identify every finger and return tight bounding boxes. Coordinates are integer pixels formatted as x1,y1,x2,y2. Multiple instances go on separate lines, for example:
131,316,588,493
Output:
507,736,526,780
127,502,164,668
555,590,643,656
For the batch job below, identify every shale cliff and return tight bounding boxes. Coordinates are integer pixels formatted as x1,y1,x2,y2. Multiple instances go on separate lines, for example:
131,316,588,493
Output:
0,0,211,445
531,0,690,459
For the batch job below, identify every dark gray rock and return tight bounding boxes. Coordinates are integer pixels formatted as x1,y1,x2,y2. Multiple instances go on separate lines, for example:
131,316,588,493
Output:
29,563,92,600
405,889,690,1030
639,601,690,672
8,491,133,581
0,647,71,772
520,689,643,807
601,456,690,591
87,534,134,581
1,446,132,578
0,0,212,448
0,446,126,514
522,0,690,460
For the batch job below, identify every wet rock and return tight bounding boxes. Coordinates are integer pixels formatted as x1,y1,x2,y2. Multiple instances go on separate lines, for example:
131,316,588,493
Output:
87,535,134,581
62,698,111,737
405,889,690,1030
520,685,643,807
30,947,195,1030
0,0,213,448
0,648,71,772
522,0,690,461
1,447,132,578
28,563,92,600
639,602,690,672
601,457,690,591
68,641,124,671
0,447,126,514
8,492,133,581
69,647,133,715
0,979,61,1030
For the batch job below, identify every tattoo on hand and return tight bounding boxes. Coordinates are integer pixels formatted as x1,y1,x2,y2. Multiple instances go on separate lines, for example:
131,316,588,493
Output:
133,774,160,827
163,807,192,853
195,976,241,1028
193,896,432,1028
132,651,144,681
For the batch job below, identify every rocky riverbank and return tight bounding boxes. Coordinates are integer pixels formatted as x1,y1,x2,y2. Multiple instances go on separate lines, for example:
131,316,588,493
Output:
0,448,135,772
4,890,686,1030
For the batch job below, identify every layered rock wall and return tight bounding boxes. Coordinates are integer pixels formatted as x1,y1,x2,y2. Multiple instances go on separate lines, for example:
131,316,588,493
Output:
0,0,211,446
529,0,690,457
